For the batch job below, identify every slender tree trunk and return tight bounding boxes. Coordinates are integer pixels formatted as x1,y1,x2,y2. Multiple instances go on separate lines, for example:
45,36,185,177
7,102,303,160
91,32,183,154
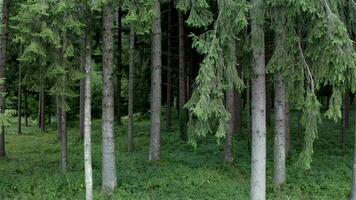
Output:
102,5,117,194
56,96,61,140
24,88,28,126
115,8,122,125
18,64,22,134
246,80,251,152
128,26,135,152
178,12,187,141
234,91,242,138
225,89,234,163
285,101,290,155
48,96,51,125
352,97,356,200
166,5,172,131
80,39,86,139
38,72,46,132
83,31,93,200
149,0,162,161
250,0,266,199
59,95,67,173
266,78,272,127
0,0,9,157
273,75,286,186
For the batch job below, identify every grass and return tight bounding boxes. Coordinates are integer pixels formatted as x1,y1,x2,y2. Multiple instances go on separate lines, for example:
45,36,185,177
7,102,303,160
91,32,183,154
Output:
0,110,355,199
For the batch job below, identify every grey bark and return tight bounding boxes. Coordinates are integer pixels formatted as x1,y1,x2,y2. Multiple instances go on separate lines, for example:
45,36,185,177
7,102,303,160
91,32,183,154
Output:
84,34,93,200
225,89,234,163
149,0,162,161
250,0,266,199
128,26,135,152
178,12,187,141
101,5,117,194
273,75,286,186
166,5,172,131
0,0,9,157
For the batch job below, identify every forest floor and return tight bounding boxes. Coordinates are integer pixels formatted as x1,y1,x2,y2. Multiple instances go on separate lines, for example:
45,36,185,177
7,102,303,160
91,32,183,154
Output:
0,111,354,200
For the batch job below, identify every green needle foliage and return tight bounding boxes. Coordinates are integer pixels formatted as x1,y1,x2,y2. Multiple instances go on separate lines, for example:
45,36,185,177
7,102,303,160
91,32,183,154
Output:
179,0,248,146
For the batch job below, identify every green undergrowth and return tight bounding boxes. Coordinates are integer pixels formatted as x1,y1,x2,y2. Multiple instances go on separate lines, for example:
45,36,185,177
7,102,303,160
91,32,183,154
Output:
0,110,354,199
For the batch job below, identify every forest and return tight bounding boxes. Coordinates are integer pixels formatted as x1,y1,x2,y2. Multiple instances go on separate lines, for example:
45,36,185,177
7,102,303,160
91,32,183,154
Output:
0,0,356,199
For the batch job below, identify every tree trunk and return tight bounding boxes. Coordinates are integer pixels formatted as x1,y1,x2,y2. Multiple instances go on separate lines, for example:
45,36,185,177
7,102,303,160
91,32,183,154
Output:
18,64,22,134
83,31,93,200
225,89,234,163
80,39,86,139
285,101,290,155
59,96,67,173
38,70,46,132
273,75,286,186
234,91,242,138
149,0,162,161
352,97,356,200
166,5,172,131
246,80,251,152
24,88,28,126
266,78,272,127
128,26,135,152
178,12,187,141
250,0,266,199
0,0,9,157
101,5,117,194
115,8,122,125
48,96,51,125
56,96,61,140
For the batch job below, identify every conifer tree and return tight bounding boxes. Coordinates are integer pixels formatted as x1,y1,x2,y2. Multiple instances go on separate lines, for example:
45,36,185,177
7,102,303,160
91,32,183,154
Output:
0,0,9,157
101,3,117,194
149,0,162,161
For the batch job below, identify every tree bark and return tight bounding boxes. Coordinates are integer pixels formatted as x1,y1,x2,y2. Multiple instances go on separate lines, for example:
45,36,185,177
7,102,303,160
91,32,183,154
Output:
266,78,272,127
285,101,290,155
38,69,46,132
273,75,286,186
250,0,266,199
24,88,28,126
165,5,172,131
80,38,86,139
56,96,61,140
59,96,67,173
128,26,135,152
225,89,234,163
234,91,242,138
18,64,22,134
178,12,187,141
83,31,93,200
115,8,122,125
0,0,9,157
149,0,162,161
101,5,117,194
